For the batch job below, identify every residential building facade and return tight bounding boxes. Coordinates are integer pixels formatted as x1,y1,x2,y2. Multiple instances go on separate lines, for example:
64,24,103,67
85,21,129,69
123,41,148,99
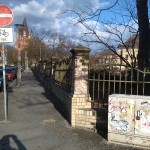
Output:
99,35,139,68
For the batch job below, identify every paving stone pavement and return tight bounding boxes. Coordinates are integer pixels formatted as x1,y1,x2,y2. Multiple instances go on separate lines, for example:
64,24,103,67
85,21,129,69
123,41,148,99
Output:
0,70,147,150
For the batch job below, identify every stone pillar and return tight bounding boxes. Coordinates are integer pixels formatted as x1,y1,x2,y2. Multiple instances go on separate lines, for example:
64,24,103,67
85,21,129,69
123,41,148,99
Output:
70,46,90,95
43,61,46,70
37,61,41,78
70,46,93,127
49,56,59,92
51,56,58,78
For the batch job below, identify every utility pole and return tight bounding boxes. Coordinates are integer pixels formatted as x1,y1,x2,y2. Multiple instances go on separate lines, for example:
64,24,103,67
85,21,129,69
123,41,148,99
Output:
40,44,42,61
17,44,21,86
25,51,28,72
15,24,24,87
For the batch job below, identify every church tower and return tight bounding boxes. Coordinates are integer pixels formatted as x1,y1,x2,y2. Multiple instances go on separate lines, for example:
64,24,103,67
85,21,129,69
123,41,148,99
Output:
14,17,30,50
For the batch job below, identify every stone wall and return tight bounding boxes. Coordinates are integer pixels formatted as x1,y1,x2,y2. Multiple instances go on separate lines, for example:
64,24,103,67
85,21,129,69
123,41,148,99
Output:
32,46,150,149
33,46,98,131
52,83,72,123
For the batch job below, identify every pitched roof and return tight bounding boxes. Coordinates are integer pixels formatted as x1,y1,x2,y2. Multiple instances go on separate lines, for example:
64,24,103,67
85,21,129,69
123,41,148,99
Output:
118,34,139,49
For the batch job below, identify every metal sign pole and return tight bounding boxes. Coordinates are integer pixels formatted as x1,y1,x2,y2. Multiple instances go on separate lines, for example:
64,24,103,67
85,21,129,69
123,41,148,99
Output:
0,4,14,122
2,43,7,121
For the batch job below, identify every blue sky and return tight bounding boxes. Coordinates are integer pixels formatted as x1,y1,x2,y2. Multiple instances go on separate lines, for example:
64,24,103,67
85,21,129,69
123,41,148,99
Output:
0,0,139,50
0,0,108,32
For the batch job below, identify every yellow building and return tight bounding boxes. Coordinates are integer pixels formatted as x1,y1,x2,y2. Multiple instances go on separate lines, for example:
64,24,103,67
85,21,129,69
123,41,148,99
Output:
99,35,139,69
117,35,139,67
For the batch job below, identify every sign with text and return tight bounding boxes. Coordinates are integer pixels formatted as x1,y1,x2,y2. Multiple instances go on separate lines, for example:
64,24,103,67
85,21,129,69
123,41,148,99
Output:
0,27,13,43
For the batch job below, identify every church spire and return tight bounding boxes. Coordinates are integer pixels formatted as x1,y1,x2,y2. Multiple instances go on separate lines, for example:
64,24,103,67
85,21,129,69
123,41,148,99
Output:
23,17,29,37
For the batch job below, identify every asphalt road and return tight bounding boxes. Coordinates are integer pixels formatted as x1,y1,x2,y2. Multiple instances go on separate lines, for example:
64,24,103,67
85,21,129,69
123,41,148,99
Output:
0,70,147,150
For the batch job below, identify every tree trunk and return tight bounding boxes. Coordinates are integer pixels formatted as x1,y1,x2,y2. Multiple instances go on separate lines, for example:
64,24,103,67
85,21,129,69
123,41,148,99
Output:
137,0,149,70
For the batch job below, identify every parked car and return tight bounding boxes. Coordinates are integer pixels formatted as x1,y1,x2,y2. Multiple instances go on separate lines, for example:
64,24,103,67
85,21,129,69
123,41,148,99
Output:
5,68,15,81
8,66,18,79
0,70,8,91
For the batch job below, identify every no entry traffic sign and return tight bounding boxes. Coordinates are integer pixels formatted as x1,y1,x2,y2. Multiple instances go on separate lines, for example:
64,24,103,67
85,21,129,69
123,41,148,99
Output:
0,4,14,26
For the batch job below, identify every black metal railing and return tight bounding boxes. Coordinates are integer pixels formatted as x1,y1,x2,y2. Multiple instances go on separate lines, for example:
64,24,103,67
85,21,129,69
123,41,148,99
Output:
54,56,73,90
88,63,150,108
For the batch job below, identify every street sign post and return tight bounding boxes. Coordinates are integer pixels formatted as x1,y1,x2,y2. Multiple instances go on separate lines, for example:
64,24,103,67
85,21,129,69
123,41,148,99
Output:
1,44,7,121
0,4,14,26
0,4,14,121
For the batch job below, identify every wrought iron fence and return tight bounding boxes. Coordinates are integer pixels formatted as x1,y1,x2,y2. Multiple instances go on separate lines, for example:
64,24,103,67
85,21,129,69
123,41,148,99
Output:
88,63,150,108
54,56,73,90
45,61,52,78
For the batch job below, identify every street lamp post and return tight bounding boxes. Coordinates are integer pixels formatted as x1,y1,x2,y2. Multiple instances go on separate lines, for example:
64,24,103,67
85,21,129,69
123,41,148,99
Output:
15,24,24,87
25,51,29,72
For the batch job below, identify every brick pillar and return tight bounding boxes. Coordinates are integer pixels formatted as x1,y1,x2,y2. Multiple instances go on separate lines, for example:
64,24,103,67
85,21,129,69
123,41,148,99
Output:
51,56,58,78
48,57,58,91
70,46,93,127
43,61,46,71
41,61,47,83
70,46,90,95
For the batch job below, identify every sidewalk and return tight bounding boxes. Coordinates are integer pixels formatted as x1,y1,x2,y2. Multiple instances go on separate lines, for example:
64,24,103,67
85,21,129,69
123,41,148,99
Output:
0,70,145,150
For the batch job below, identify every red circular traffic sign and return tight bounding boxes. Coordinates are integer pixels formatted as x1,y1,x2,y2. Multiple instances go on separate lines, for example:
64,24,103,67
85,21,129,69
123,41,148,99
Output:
0,4,13,26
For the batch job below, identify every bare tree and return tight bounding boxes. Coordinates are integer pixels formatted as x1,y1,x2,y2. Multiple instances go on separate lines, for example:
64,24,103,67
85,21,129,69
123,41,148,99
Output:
41,30,77,57
6,45,16,65
24,31,48,65
24,29,77,65
63,0,150,69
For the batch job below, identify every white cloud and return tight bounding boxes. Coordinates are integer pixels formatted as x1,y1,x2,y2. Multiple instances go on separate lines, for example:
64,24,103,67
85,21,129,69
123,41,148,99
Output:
1,0,137,51
4,0,108,31
13,1,45,17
